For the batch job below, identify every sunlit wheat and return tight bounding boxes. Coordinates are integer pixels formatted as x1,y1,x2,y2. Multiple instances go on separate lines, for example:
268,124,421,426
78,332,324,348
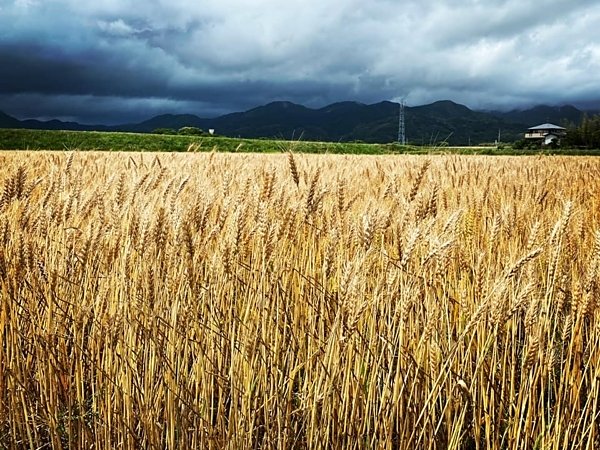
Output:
1,151,600,449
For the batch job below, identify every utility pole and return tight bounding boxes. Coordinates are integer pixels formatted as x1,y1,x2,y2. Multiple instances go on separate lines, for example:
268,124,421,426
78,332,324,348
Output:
398,99,406,145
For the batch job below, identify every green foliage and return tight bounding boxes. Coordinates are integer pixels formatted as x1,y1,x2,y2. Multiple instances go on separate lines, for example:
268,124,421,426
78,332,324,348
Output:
152,128,177,135
0,129,391,154
2,128,600,155
177,126,204,136
564,114,600,148
512,139,541,150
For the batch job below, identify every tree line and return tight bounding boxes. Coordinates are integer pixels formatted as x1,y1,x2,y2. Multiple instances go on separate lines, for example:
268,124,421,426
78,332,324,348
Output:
563,114,600,148
152,126,212,136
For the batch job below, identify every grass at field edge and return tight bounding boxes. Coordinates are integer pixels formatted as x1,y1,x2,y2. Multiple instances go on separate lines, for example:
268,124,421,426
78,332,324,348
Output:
1,128,600,155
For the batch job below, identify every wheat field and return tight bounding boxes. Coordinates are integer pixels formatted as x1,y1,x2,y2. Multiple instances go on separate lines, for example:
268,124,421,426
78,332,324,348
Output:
1,150,600,449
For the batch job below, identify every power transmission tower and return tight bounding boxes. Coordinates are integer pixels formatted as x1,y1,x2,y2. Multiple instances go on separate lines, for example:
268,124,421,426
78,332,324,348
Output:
398,99,406,145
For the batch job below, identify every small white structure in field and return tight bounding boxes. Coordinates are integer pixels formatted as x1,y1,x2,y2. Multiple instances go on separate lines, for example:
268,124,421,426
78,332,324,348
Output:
524,123,566,145
208,129,215,135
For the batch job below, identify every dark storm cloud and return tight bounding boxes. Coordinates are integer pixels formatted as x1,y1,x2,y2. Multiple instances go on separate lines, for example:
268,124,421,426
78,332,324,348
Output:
1,0,599,123
0,43,169,97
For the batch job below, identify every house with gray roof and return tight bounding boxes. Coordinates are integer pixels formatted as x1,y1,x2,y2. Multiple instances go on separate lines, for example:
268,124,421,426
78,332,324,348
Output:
524,123,566,146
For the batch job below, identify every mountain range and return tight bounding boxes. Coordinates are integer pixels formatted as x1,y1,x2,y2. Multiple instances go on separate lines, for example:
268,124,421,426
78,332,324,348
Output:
0,101,593,145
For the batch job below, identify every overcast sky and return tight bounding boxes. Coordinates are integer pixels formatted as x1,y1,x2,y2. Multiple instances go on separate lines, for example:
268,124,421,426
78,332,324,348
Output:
1,0,599,124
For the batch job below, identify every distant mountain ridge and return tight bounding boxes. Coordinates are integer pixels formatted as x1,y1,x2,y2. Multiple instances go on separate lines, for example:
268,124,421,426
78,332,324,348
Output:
492,105,585,127
0,100,592,145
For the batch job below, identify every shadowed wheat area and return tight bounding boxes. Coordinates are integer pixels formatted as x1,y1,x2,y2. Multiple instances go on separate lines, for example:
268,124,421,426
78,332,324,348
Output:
1,151,600,449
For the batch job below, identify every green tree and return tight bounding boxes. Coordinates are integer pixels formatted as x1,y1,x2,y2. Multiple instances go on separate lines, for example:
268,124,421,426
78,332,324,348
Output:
178,127,204,136
152,128,177,135
565,114,600,148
